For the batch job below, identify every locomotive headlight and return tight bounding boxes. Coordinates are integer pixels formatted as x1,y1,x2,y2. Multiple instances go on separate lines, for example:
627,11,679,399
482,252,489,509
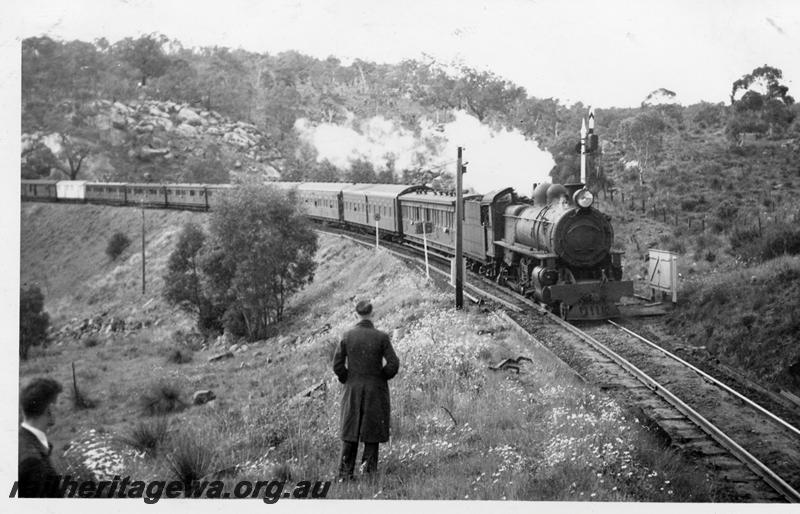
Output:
574,188,594,209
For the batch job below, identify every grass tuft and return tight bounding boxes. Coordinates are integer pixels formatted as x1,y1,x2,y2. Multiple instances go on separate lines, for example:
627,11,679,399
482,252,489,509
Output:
166,431,217,496
166,348,193,364
118,417,169,457
140,380,186,416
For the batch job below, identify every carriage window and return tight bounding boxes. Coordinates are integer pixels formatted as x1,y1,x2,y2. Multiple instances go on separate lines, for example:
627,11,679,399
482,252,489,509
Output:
207,191,212,197
190,191,195,196
134,188,142,194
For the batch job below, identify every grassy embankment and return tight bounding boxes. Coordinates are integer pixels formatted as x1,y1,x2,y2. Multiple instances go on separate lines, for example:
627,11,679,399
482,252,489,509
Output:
596,128,800,393
19,202,718,501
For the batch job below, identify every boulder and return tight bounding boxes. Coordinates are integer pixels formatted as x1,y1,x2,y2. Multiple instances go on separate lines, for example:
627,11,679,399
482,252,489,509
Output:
134,122,155,134
177,107,204,126
137,147,170,161
176,123,198,137
113,101,132,114
223,132,252,148
208,351,234,362
236,121,258,131
150,117,174,131
148,105,167,117
193,390,217,405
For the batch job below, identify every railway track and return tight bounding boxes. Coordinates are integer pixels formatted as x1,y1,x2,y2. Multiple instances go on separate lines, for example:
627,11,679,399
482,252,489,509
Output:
329,227,800,502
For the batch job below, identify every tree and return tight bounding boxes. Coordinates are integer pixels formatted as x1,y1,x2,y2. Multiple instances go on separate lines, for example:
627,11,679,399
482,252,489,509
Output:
728,65,795,139
346,159,377,183
449,67,527,123
642,88,677,106
617,110,667,186
731,65,794,105
20,285,50,360
163,223,227,333
119,34,171,86
206,184,317,340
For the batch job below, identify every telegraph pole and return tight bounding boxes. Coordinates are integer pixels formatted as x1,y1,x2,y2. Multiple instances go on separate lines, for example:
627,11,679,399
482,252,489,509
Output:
141,199,146,294
455,146,464,309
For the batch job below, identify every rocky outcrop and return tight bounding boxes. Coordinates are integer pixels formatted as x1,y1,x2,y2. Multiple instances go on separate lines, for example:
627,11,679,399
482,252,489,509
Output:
22,99,282,182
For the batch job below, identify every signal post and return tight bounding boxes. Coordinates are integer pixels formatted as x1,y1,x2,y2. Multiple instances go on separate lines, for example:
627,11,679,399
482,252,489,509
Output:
455,147,464,309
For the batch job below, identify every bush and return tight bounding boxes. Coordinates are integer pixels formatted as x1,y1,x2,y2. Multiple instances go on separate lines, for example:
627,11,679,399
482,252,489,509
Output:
140,381,186,416
20,285,50,360
166,348,193,364
167,431,217,496
119,417,169,456
761,225,800,260
730,226,761,258
106,232,131,260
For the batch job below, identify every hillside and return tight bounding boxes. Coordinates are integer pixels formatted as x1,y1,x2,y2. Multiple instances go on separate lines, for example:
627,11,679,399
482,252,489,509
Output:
20,202,717,501
592,126,800,394
21,202,206,328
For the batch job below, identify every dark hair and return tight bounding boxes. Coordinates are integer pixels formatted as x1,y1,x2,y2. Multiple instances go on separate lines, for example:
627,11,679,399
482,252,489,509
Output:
20,378,62,418
355,301,373,316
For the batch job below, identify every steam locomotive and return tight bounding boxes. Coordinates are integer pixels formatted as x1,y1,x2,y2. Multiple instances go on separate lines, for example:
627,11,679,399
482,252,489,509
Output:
22,178,632,320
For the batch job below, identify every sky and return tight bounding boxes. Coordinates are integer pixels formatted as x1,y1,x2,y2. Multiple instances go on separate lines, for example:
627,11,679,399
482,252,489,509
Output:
7,0,800,107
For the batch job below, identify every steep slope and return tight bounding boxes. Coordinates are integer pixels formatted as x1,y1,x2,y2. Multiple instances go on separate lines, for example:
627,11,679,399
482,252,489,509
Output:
21,202,207,326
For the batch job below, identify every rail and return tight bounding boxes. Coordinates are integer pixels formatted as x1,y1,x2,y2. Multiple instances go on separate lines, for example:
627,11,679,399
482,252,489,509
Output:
607,319,800,439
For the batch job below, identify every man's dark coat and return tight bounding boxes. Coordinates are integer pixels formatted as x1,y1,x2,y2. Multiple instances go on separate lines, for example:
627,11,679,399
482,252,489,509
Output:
333,319,399,443
18,426,61,498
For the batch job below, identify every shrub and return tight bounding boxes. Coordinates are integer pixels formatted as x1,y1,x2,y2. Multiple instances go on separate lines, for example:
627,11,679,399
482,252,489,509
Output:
106,232,131,260
140,381,186,416
167,431,217,496
166,348,193,364
119,417,169,456
20,285,50,360
761,224,800,260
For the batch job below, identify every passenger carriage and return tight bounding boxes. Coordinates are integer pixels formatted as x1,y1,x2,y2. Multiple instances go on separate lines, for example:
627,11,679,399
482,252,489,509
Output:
398,191,461,255
295,182,343,223
126,184,167,208
164,184,213,210
341,183,429,236
86,182,128,205
21,179,59,201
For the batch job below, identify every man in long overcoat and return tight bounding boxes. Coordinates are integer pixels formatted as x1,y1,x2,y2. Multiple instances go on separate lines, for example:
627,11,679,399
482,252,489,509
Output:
333,300,399,479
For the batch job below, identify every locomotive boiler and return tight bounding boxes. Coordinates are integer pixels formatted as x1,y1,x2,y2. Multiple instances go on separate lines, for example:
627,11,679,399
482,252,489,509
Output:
494,183,633,320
